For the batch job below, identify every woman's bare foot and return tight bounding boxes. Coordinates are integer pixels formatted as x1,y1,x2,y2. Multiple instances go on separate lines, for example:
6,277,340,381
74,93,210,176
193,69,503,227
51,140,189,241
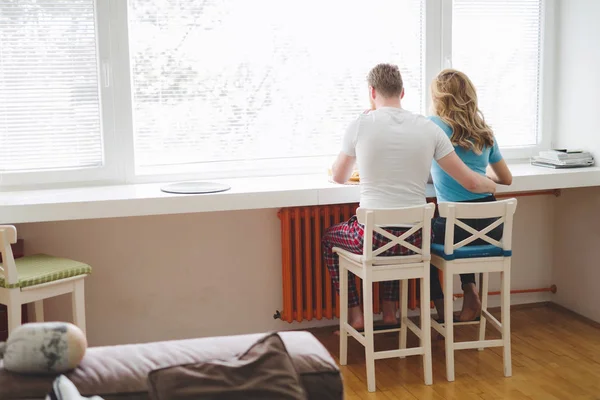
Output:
458,283,481,322
382,300,398,325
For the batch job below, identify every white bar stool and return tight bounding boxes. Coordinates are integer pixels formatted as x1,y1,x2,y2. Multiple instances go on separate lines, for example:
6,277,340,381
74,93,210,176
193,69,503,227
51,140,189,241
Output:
334,203,435,392
430,199,517,382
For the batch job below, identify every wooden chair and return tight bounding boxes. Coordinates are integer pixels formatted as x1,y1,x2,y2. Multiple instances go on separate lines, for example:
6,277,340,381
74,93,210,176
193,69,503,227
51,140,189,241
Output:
430,199,517,382
334,204,435,392
0,225,91,336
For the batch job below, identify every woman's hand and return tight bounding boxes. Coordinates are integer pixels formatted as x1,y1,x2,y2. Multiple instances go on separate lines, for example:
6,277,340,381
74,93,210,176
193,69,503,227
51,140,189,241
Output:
486,177,497,194
486,160,513,185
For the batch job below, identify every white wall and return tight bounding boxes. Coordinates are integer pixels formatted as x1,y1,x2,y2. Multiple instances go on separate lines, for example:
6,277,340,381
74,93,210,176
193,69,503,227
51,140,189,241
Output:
15,195,555,347
552,187,600,322
554,0,600,157
17,209,334,347
551,0,600,322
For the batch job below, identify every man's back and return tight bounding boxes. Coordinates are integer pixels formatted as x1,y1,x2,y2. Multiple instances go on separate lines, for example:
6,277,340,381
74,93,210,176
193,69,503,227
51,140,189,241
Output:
342,107,454,208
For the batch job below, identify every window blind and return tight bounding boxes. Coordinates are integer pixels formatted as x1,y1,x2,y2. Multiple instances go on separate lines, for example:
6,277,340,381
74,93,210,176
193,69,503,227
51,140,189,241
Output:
452,0,542,147
128,0,424,171
0,0,103,173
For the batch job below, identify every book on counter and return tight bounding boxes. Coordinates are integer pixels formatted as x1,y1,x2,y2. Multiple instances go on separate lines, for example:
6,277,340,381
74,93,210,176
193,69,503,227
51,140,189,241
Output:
538,149,592,161
531,149,594,169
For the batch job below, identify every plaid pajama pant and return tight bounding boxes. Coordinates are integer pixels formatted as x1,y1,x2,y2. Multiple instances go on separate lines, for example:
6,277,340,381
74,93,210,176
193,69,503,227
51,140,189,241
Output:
322,215,423,308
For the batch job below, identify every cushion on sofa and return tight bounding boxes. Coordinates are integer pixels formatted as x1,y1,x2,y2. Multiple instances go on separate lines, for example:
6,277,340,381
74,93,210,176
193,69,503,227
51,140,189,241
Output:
0,331,342,400
148,333,306,400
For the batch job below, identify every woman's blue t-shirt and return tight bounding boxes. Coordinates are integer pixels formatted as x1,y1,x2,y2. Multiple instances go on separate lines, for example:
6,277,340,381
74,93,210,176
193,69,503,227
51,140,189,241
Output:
429,116,503,203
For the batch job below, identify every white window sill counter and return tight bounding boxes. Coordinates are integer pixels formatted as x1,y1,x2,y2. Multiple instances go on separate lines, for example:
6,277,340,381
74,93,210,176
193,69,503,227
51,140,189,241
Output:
1,163,599,224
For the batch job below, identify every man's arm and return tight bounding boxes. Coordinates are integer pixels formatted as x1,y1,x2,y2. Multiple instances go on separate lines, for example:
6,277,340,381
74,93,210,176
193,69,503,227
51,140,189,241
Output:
332,115,360,184
331,152,356,184
486,159,513,185
437,152,497,194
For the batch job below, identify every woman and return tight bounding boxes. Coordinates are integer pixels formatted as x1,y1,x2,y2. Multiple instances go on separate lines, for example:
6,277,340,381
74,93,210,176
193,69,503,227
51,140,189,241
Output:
429,69,513,322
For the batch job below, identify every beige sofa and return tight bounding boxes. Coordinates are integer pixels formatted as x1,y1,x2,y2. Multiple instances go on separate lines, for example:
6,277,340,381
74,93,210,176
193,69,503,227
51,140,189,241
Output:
0,331,343,399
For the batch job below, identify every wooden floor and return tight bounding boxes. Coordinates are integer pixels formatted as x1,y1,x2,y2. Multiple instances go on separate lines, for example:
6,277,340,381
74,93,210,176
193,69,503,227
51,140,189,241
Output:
313,305,600,400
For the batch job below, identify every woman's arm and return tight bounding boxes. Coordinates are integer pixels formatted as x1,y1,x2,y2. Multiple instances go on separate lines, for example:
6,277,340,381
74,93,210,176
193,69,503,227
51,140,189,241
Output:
486,159,512,185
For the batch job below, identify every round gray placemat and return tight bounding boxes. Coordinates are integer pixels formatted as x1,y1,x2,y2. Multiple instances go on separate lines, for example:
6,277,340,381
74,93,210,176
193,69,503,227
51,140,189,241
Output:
160,181,231,194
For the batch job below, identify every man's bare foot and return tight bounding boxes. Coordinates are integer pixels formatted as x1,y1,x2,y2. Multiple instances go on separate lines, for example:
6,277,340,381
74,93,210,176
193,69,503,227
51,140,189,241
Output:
349,305,365,330
382,300,398,325
458,283,481,322
334,306,364,336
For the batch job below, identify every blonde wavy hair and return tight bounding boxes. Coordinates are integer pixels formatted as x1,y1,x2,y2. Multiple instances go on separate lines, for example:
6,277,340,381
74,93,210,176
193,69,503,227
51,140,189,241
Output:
431,69,494,154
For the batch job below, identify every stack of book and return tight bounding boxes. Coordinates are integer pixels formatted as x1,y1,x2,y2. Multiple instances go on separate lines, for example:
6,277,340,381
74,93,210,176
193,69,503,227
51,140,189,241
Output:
531,150,595,169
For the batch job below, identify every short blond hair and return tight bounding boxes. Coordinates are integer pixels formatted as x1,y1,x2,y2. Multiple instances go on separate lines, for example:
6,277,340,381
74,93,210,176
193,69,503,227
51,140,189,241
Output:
367,64,404,98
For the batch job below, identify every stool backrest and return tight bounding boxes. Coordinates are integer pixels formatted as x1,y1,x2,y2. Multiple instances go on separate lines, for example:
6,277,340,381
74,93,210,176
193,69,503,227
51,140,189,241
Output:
357,203,435,264
0,225,18,286
437,198,518,256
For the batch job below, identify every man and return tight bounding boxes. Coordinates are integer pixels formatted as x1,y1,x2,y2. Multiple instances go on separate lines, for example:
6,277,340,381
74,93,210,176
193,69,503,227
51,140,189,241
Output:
323,64,496,330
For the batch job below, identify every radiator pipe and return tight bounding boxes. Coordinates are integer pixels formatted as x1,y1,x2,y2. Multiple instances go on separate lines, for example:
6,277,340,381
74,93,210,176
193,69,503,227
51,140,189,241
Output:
453,284,557,299
273,285,557,320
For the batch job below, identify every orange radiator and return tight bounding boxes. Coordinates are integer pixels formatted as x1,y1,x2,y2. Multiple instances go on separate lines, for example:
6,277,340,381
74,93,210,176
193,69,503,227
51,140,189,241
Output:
276,203,424,323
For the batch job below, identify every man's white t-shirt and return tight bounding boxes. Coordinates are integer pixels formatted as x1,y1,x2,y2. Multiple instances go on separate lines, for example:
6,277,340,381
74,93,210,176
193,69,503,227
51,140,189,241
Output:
341,107,455,209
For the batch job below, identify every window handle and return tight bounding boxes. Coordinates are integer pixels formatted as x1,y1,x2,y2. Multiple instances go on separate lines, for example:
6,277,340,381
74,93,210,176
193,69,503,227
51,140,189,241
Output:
102,61,111,88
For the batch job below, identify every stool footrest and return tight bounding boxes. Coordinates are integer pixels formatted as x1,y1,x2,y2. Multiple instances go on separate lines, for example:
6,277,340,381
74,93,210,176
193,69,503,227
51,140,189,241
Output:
454,339,504,350
374,347,424,360
453,320,480,326
405,318,422,337
343,323,366,346
482,310,503,333
431,318,445,335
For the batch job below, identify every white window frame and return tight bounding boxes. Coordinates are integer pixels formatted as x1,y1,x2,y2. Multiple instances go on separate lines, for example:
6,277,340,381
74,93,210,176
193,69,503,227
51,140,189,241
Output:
0,0,556,188
0,0,122,189
103,0,136,185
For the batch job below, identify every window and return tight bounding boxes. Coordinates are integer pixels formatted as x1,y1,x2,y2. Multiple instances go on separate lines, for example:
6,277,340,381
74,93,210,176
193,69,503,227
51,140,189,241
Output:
0,0,103,173
0,0,551,185
128,0,424,175
451,0,543,147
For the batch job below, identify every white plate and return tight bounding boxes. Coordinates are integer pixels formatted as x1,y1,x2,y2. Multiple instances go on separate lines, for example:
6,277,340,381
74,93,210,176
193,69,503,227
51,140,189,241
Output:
160,181,231,194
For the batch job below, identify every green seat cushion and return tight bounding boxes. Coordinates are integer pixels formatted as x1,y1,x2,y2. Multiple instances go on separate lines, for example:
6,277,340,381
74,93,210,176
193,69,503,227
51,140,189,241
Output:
0,254,91,289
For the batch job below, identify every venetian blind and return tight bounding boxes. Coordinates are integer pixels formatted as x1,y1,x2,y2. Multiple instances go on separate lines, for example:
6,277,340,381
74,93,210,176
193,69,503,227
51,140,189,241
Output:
0,0,103,172
452,0,542,147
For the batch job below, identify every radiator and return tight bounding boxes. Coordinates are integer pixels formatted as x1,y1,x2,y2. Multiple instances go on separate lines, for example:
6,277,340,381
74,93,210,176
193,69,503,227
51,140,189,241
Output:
276,204,420,323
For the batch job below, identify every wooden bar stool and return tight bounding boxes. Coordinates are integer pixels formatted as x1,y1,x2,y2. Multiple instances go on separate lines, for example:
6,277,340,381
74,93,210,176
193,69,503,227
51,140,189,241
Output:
334,203,435,392
430,199,517,382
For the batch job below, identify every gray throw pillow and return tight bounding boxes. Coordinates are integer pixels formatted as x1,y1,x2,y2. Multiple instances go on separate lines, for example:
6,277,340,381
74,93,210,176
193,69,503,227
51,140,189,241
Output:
147,333,307,400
